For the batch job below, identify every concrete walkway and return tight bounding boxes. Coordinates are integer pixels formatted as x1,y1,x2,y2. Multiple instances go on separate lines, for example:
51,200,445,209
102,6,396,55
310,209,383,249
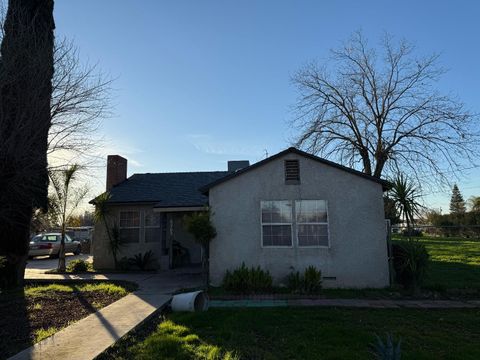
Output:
9,269,203,360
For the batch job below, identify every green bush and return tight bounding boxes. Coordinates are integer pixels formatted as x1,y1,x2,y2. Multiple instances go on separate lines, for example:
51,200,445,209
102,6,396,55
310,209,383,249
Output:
286,271,303,293
303,266,322,293
393,240,429,291
128,250,156,270
66,259,91,273
223,263,272,294
287,266,322,294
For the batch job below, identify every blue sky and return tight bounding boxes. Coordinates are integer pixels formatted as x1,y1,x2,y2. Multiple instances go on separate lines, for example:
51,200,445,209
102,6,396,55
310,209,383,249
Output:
53,0,480,212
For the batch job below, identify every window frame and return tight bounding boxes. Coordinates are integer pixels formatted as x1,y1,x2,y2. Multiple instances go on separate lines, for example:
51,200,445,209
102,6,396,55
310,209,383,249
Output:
260,200,294,248
119,210,141,243
295,200,330,248
144,210,162,243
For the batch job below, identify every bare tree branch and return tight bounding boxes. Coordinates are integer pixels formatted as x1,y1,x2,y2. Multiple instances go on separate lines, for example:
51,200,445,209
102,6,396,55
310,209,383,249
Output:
291,31,479,189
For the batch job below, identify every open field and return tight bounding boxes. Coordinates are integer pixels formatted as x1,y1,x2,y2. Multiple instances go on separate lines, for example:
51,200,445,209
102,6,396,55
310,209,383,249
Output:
393,235,480,290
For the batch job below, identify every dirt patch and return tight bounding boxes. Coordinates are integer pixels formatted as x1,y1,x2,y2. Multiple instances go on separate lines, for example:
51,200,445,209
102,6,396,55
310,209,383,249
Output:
0,286,127,359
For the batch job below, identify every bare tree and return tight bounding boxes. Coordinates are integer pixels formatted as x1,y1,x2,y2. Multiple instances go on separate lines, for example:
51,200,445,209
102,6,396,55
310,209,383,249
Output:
0,0,55,287
48,38,113,168
292,32,479,187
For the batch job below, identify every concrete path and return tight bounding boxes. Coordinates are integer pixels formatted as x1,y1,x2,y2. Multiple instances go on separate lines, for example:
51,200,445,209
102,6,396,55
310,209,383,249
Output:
9,269,203,360
210,298,480,309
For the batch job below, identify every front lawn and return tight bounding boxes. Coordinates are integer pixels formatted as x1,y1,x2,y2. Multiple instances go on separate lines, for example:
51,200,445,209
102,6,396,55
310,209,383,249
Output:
393,236,480,290
0,281,136,358
106,307,480,359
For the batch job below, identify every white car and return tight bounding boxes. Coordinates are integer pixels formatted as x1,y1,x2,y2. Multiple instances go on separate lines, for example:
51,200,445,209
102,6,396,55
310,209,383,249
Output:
29,233,81,258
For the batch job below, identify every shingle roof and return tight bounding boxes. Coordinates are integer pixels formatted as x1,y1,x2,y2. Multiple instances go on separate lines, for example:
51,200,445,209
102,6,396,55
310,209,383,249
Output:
93,171,228,208
200,147,390,193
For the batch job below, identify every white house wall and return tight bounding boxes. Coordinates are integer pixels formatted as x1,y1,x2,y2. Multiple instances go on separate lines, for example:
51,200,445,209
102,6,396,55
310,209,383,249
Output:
208,153,389,288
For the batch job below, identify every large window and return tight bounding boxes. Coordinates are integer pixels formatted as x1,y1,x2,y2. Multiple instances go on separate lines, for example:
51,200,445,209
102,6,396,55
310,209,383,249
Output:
261,201,293,247
145,210,162,243
119,211,140,243
296,200,329,247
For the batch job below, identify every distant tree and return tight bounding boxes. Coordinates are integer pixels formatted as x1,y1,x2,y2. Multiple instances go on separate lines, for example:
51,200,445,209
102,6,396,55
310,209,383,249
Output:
0,0,55,287
449,184,466,215
292,31,479,187
49,165,88,272
468,196,480,213
388,174,423,234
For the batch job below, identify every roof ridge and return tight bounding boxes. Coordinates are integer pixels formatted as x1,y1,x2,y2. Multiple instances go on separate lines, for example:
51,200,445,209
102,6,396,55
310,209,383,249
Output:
131,170,229,176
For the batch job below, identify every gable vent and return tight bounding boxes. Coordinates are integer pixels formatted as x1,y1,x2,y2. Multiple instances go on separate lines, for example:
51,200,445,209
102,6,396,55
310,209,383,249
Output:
284,159,300,183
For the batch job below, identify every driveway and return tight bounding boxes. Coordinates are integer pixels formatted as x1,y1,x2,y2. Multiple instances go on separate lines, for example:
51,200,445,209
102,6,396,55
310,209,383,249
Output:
26,254,93,274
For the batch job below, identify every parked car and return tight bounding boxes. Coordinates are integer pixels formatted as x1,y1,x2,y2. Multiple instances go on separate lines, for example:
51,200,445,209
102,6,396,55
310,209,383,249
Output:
29,233,81,258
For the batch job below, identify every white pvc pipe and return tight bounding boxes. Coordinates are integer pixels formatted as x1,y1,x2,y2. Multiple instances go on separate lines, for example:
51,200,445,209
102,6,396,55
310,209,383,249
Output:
171,291,209,312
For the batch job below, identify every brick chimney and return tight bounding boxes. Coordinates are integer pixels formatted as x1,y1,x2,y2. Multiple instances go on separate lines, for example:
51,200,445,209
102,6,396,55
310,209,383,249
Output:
106,155,127,191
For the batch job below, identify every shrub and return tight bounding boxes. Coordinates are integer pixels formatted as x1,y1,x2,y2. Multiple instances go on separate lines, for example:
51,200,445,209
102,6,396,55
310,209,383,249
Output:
393,240,429,291
287,271,303,293
370,333,402,360
303,266,322,293
287,266,322,294
223,263,272,294
66,259,90,273
128,250,156,270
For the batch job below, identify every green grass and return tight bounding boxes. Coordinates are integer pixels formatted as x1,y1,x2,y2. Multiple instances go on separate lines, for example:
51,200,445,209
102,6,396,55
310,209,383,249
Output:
125,308,480,360
393,236,480,290
24,281,135,297
34,327,59,343
131,320,239,360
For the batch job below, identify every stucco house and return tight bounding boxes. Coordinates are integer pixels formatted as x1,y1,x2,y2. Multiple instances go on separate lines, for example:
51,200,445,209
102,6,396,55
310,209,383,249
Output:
91,147,390,288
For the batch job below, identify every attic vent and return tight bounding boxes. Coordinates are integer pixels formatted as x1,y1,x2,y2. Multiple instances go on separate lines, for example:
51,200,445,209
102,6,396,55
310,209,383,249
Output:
284,160,300,184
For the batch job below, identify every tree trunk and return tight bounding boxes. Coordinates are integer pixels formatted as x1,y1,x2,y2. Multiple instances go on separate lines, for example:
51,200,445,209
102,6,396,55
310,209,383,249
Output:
0,0,55,287
57,230,66,272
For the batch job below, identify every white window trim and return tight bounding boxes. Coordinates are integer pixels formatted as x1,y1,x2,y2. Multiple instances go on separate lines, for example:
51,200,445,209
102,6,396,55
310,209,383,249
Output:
119,210,141,243
260,200,294,248
295,200,330,248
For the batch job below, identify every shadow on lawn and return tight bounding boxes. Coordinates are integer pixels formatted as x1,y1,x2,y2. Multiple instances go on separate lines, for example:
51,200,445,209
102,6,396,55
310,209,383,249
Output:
0,289,31,358
426,260,480,291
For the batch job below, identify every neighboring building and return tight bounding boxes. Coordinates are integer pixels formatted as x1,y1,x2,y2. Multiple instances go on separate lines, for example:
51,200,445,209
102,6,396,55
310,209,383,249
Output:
91,148,390,288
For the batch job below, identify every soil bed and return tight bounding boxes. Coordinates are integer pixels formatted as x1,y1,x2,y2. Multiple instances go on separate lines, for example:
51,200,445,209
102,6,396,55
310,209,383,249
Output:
0,281,134,359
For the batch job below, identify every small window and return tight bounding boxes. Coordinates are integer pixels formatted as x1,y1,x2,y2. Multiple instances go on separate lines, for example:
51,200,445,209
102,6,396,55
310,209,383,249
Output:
145,210,162,243
261,201,293,247
119,211,140,243
285,160,300,184
296,200,329,247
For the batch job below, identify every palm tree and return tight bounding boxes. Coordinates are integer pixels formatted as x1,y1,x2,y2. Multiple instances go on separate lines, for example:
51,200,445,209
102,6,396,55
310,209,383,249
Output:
93,192,123,269
468,196,480,213
49,165,88,272
388,174,423,235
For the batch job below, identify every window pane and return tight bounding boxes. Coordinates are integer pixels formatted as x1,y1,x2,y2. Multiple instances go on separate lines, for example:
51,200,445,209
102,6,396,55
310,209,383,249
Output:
120,228,140,243
296,200,327,223
262,225,292,247
261,201,292,223
145,212,161,227
120,211,140,227
298,224,328,246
